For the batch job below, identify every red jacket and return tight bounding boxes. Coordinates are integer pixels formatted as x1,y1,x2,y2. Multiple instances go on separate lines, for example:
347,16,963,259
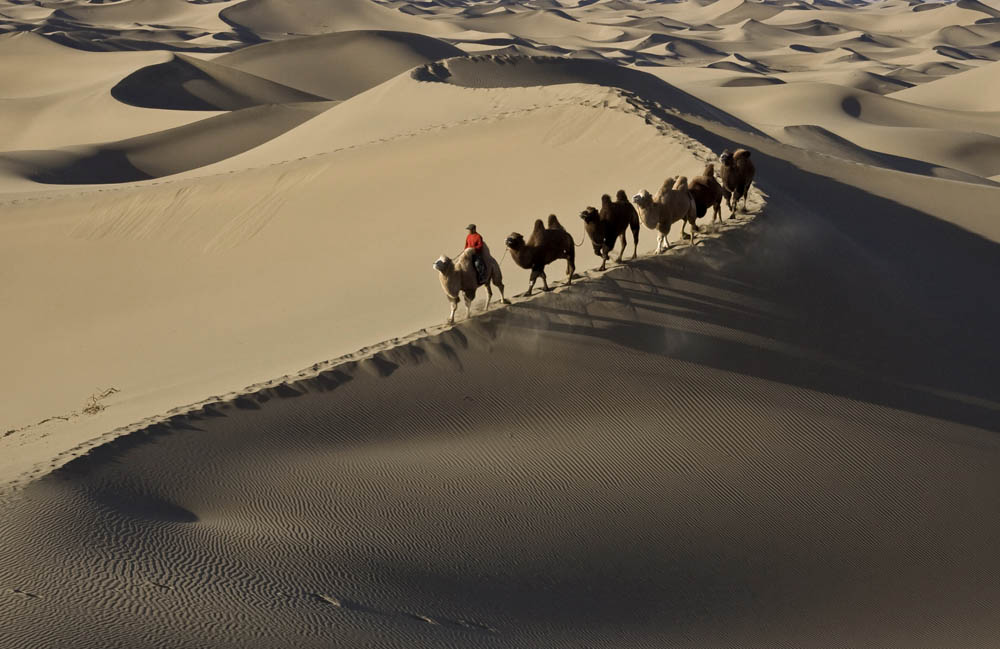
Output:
466,232,484,251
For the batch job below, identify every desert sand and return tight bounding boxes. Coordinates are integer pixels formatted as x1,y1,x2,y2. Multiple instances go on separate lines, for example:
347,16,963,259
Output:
1,0,999,645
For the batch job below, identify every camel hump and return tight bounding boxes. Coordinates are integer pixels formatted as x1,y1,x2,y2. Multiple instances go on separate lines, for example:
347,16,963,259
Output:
615,189,629,202
546,214,564,231
734,149,751,160
526,218,546,246
601,193,612,204
703,163,715,176
673,176,689,190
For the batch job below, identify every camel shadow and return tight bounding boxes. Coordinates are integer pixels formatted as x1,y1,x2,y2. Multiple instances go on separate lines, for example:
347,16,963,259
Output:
500,188,1000,433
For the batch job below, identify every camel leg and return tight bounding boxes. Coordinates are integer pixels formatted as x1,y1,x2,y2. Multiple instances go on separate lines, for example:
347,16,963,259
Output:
526,271,537,296
566,257,575,285
448,299,458,325
484,282,493,311
463,291,474,320
540,270,550,292
599,246,608,271
494,277,509,304
617,233,626,263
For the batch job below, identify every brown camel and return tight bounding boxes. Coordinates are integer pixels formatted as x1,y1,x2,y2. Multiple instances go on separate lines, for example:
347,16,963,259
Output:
505,214,577,295
719,148,756,216
580,190,640,271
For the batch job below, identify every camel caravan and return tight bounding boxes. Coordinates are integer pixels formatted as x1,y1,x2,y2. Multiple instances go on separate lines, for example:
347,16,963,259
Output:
434,148,756,324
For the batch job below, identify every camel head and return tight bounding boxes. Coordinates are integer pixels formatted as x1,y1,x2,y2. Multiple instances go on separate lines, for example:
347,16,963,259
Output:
632,190,653,209
432,255,453,274
505,233,525,250
719,149,734,167
579,206,600,224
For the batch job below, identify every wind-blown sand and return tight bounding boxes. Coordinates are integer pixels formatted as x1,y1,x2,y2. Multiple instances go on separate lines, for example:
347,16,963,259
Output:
1,0,999,645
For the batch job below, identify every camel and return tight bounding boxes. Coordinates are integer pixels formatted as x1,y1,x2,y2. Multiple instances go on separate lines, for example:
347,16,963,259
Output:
579,190,640,271
719,148,755,216
633,176,698,253
688,163,724,226
505,214,577,296
432,243,508,325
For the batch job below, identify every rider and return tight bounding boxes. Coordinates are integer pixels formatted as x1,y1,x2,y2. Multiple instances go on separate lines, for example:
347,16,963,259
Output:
465,224,487,285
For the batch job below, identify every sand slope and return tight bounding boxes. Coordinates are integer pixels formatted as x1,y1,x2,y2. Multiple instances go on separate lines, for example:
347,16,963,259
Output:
0,74,725,484
683,80,1000,179
220,0,459,37
215,30,466,99
111,53,326,110
1,101,330,185
2,0,1000,646
892,58,1000,109
1,168,998,646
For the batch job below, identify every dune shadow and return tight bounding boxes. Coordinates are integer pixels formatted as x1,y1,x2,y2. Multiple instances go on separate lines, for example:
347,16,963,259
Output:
22,149,153,184
111,54,325,111
498,129,1000,432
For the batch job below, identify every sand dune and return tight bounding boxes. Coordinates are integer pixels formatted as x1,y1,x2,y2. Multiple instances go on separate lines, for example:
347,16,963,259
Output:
214,30,465,99
691,80,1000,177
0,33,217,150
930,21,1000,47
111,53,325,110
788,69,915,93
778,19,852,36
0,31,166,97
2,147,999,645
0,73,724,484
892,58,1000,108
412,55,762,131
1,102,329,185
51,0,230,31
2,0,1000,645
220,0,459,37
711,0,787,23
456,8,623,41
779,122,994,182
707,52,776,73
